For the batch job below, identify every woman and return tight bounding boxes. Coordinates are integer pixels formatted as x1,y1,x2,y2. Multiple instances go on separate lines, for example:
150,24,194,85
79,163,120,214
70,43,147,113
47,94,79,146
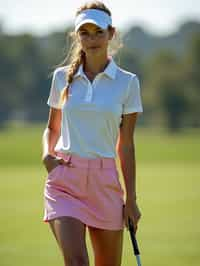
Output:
42,1,143,265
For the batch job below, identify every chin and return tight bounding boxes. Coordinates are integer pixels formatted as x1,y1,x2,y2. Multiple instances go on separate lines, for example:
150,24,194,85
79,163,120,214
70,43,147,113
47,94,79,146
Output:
87,49,102,56
88,47,101,52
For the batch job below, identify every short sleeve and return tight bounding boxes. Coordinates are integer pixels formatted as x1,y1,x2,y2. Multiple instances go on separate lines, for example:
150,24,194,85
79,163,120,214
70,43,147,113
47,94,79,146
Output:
122,74,143,115
47,68,67,109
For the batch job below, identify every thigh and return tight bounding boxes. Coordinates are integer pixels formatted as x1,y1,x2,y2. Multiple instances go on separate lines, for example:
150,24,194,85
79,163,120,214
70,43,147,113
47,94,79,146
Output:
49,216,89,265
88,226,124,266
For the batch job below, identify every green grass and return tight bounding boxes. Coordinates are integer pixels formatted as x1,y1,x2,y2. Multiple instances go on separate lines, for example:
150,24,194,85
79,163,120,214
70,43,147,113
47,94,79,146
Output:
0,124,199,265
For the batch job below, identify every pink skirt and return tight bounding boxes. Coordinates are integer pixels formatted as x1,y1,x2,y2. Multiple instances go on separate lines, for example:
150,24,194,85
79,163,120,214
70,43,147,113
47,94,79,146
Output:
43,152,125,230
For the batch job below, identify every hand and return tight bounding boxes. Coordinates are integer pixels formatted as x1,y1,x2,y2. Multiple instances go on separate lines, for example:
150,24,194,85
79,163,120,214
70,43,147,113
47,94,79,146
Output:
42,154,73,173
123,199,142,233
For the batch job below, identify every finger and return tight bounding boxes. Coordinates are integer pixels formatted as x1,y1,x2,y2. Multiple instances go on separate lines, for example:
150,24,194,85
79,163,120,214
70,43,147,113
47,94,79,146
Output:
129,217,137,233
128,216,134,231
66,162,74,167
123,206,129,230
133,221,138,233
57,158,74,167
57,158,68,165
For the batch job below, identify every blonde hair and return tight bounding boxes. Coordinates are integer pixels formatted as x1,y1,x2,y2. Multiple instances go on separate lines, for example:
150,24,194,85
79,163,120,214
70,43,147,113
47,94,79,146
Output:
53,1,123,104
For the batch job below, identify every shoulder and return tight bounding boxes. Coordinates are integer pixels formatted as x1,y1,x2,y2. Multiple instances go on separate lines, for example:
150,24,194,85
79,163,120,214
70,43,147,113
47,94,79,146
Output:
115,65,138,84
53,65,69,77
51,65,69,90
114,66,140,94
115,65,141,96
53,65,70,80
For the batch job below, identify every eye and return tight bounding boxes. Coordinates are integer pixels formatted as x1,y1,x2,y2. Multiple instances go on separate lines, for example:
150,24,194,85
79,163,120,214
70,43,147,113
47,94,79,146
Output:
96,30,104,35
79,31,88,35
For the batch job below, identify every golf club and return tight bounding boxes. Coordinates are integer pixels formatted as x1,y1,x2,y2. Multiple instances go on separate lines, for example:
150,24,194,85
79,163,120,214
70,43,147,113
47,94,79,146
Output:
128,217,142,266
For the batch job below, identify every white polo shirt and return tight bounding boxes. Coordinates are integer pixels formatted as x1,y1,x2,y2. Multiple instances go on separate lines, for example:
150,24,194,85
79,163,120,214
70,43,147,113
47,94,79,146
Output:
47,57,143,158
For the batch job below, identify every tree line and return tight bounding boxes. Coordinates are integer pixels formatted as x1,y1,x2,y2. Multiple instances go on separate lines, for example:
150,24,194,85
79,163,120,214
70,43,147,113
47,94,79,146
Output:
0,21,199,132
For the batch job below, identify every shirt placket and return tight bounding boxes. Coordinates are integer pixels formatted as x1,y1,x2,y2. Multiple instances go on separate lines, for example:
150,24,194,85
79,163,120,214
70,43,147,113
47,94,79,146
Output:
84,82,93,102
84,77,99,102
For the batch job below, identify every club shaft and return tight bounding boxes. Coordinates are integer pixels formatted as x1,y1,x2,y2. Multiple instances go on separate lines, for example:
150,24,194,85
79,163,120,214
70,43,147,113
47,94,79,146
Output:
136,255,142,266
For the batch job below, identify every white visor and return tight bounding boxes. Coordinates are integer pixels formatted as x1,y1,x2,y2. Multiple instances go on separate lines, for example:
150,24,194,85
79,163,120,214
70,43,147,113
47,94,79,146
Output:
75,9,112,32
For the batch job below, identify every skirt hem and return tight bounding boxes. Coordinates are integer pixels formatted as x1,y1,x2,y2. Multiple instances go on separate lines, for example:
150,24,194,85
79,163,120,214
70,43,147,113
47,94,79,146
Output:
43,213,125,231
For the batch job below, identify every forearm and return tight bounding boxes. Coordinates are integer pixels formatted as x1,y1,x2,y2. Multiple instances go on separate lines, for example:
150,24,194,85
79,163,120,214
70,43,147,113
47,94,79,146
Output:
42,127,60,159
117,143,137,201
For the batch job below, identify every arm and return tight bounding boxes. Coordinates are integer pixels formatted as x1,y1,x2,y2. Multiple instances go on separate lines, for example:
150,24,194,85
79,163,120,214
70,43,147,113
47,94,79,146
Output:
42,107,62,172
116,112,141,231
116,112,138,201
117,74,143,202
42,107,61,159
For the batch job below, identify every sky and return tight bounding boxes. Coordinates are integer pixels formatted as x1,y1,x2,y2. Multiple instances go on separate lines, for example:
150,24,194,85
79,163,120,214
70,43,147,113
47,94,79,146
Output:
0,0,200,36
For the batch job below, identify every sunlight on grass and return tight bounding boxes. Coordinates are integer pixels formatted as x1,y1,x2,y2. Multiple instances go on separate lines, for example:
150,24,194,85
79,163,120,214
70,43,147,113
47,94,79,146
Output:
0,125,199,265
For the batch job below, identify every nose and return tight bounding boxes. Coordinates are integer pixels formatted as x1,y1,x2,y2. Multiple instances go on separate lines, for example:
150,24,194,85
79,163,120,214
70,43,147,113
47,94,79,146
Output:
88,34,97,40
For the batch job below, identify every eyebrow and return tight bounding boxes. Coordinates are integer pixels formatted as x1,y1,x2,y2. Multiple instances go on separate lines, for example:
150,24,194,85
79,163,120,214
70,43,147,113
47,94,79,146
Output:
79,26,103,32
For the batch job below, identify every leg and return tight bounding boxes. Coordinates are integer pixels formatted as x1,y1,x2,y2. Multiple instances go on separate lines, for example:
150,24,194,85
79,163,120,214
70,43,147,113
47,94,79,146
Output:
48,216,90,266
88,226,124,266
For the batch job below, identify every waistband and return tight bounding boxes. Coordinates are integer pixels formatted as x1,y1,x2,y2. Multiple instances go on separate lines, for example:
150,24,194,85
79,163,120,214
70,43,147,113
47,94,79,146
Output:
56,152,117,169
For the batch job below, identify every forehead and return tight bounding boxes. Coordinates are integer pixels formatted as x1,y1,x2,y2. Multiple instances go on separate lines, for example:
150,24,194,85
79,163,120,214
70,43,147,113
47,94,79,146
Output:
78,23,103,31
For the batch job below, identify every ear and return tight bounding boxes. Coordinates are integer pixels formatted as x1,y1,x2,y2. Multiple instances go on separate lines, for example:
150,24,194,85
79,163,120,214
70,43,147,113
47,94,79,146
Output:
108,27,116,41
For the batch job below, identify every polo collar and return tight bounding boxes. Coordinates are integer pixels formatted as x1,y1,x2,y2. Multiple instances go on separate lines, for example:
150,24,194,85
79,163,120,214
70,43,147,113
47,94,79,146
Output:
74,56,117,80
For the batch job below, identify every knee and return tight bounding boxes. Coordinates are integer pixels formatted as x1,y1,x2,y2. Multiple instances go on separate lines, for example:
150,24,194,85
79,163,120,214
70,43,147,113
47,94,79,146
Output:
64,254,89,266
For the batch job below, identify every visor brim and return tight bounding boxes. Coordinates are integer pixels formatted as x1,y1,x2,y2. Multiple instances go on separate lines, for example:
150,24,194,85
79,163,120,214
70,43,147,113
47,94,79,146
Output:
75,19,109,32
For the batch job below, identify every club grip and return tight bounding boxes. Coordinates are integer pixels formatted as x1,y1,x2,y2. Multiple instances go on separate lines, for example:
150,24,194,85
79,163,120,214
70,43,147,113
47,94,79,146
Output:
128,217,140,255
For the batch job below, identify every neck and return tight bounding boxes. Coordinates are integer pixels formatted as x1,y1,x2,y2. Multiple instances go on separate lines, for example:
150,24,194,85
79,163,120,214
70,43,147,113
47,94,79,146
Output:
84,54,111,76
